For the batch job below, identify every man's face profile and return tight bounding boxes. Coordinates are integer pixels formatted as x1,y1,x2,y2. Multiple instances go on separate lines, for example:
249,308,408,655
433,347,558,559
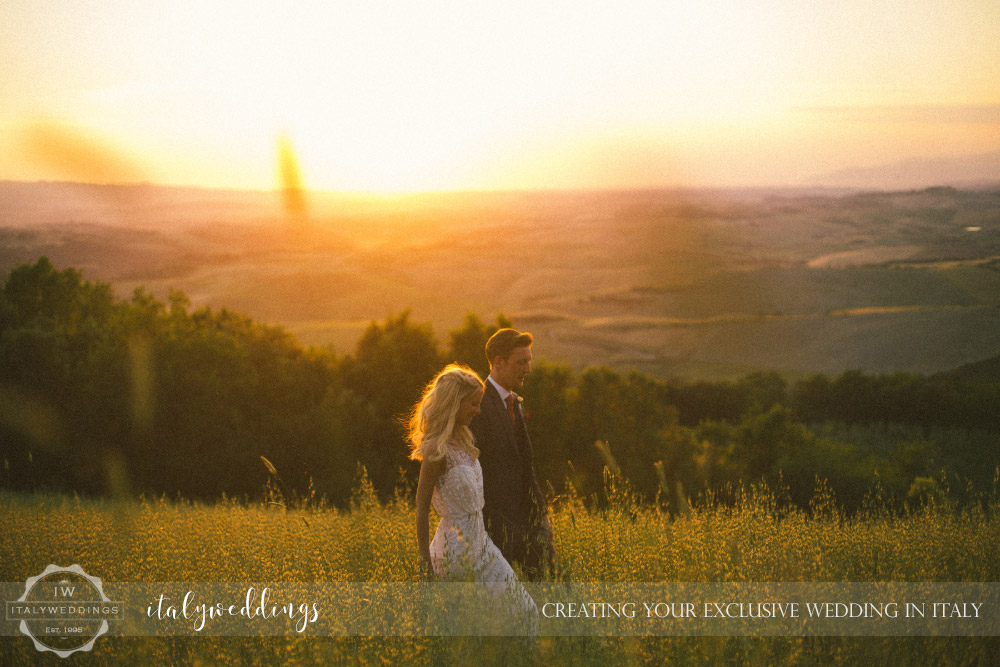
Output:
493,345,532,391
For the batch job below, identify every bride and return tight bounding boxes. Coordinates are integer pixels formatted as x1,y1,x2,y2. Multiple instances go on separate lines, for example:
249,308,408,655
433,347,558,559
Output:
409,364,538,633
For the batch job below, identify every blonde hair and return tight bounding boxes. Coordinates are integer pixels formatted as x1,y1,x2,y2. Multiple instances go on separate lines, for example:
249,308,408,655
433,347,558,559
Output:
408,364,483,462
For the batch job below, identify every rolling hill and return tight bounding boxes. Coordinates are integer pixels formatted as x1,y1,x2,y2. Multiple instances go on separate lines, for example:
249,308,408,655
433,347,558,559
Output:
2,181,999,380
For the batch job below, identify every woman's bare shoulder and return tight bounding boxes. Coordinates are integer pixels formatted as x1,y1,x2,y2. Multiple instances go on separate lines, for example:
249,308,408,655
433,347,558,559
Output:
421,455,446,472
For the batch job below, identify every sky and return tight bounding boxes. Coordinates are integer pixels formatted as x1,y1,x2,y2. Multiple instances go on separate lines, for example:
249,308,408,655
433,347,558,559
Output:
1,0,998,193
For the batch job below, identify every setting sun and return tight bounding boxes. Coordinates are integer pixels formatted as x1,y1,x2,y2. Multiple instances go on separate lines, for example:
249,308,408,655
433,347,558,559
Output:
1,0,998,192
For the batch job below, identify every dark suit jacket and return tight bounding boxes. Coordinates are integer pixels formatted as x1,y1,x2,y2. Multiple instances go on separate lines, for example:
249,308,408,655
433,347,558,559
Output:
470,379,554,579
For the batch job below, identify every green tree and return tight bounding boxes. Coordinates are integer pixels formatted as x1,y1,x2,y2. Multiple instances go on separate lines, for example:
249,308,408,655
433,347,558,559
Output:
339,310,443,495
519,360,574,488
446,313,512,379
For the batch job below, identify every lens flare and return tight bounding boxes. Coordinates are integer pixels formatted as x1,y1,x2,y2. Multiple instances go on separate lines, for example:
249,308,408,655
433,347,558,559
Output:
277,135,307,220
19,121,145,184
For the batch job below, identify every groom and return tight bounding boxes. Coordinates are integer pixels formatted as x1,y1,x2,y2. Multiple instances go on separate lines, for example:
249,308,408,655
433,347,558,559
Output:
470,328,555,580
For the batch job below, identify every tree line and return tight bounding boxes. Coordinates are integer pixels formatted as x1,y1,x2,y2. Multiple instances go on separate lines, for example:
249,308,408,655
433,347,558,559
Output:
2,258,998,511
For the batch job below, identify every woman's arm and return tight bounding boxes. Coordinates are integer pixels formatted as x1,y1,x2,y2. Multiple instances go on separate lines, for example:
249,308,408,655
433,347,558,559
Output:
415,456,445,577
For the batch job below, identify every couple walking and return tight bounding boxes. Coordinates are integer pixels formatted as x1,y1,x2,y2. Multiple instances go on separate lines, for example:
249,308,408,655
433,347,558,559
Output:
409,328,555,628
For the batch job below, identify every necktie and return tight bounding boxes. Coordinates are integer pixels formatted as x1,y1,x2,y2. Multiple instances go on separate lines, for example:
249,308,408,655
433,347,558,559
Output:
505,393,516,424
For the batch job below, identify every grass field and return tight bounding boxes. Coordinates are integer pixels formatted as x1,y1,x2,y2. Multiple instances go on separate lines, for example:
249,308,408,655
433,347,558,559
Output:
2,479,998,665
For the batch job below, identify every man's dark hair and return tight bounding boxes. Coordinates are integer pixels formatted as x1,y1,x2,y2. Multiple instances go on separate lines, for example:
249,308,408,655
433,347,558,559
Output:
485,328,533,365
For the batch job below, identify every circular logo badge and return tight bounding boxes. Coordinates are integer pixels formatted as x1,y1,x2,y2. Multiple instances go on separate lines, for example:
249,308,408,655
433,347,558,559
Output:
10,564,121,657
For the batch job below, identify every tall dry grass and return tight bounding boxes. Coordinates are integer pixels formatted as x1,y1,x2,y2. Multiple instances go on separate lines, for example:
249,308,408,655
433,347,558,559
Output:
2,473,998,665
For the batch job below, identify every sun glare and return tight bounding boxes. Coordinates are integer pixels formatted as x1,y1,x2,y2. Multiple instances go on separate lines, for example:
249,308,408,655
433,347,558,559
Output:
2,0,999,191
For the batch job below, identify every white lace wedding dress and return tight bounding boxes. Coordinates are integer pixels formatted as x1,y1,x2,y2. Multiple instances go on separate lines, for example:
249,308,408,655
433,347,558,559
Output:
429,442,538,633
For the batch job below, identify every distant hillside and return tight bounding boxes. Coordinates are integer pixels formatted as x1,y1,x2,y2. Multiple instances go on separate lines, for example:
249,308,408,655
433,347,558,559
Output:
815,151,1000,191
2,181,1000,380
935,354,1000,385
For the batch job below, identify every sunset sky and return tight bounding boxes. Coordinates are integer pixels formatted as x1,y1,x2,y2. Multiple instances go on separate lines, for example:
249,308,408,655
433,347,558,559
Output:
1,0,998,193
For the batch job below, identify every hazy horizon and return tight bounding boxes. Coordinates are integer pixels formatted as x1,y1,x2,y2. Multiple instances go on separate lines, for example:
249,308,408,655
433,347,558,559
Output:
2,160,998,199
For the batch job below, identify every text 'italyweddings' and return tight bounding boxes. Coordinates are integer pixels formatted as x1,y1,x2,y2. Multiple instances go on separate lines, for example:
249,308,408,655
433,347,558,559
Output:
145,587,320,632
